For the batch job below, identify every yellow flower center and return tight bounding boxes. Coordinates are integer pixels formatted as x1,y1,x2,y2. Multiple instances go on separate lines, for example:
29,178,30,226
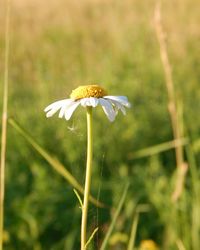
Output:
70,85,107,100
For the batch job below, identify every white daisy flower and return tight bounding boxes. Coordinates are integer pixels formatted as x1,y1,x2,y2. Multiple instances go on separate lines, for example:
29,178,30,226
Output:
44,85,131,122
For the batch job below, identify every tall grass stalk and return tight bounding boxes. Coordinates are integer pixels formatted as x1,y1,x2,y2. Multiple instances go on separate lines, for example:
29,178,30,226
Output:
81,107,93,250
154,3,187,201
154,3,183,167
0,0,10,249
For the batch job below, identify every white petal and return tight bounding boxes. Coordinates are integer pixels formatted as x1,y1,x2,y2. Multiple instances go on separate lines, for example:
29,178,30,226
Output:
58,100,76,118
110,100,126,115
44,99,70,112
58,105,67,118
80,98,90,107
89,97,99,107
44,99,73,117
64,101,80,120
99,98,116,122
80,98,98,107
46,105,62,117
104,96,131,108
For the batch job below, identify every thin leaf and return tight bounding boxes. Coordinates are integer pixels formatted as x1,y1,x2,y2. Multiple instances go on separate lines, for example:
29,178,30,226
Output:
73,189,83,209
8,118,105,208
85,227,99,249
128,138,188,160
100,183,129,250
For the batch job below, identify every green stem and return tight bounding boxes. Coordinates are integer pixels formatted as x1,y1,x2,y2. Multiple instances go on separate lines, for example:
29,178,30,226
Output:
81,107,93,250
0,1,10,249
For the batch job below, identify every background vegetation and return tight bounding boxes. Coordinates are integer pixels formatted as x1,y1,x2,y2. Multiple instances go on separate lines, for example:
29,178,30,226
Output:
0,0,199,249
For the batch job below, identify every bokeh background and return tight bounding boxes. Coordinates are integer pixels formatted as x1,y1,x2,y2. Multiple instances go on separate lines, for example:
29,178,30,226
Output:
0,0,200,249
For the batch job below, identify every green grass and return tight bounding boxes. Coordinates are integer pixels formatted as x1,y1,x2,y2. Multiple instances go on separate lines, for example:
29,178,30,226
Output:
0,0,200,249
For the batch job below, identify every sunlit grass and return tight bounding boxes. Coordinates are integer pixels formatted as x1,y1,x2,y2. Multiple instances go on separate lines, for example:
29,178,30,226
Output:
0,0,200,249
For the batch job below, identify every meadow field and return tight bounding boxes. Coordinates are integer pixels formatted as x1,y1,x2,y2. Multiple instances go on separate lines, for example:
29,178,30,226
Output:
0,0,200,249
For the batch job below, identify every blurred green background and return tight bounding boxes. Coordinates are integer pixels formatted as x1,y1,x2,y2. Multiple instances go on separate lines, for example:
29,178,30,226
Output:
0,0,200,249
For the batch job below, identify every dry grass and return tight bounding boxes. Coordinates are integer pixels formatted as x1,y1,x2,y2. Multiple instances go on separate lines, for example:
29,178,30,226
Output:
0,0,198,39
0,0,198,70
0,0,198,78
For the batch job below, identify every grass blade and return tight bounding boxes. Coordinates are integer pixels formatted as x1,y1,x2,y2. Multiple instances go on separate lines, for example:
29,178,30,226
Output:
128,138,188,160
85,227,98,249
8,118,105,208
0,0,10,249
127,212,139,250
127,204,150,250
100,183,129,250
73,189,83,209
186,145,200,250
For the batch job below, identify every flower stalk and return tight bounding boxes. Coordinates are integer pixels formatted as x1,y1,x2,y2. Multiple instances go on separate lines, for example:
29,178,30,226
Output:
81,107,93,250
44,84,130,248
